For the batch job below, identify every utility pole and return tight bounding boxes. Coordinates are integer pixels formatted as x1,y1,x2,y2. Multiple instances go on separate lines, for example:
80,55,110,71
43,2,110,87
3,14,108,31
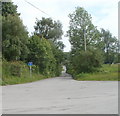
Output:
84,28,87,51
83,17,87,52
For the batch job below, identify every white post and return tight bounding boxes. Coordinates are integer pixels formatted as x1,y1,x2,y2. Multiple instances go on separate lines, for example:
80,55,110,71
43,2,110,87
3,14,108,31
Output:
30,66,32,77
84,29,86,51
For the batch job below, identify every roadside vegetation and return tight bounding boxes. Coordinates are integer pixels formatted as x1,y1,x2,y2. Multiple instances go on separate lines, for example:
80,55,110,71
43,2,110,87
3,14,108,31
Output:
1,2,119,85
74,64,118,81
1,2,64,85
65,7,119,81
2,60,47,85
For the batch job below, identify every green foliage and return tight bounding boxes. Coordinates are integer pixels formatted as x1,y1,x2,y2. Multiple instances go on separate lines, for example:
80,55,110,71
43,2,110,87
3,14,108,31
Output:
62,52,70,65
0,58,2,85
2,61,45,85
27,35,57,76
97,28,118,64
66,7,103,76
34,17,63,42
67,7,98,51
67,49,103,75
2,2,29,61
49,41,64,76
3,61,29,77
2,2,20,16
31,65,39,74
1,1,65,85
2,15,29,61
33,17,64,76
0,15,2,53
66,6,119,81
74,64,118,81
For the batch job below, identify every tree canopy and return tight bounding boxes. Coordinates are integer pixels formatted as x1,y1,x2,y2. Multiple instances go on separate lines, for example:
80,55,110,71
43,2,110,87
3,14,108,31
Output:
2,2,20,16
67,7,99,53
27,35,57,76
34,17,63,42
2,3,29,61
66,7,118,76
2,2,119,80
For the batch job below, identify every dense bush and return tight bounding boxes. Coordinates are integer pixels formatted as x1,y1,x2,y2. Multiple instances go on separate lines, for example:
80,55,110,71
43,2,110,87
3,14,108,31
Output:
1,2,65,85
2,61,29,78
2,60,46,85
27,35,58,77
49,41,64,76
67,49,103,77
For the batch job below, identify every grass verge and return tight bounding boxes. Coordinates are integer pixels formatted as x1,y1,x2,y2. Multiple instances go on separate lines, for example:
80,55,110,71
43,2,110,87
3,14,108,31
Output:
2,74,47,86
74,64,119,81
1,61,52,86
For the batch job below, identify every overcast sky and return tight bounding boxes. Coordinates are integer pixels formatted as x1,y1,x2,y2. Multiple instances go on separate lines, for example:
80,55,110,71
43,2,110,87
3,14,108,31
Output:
12,0,119,52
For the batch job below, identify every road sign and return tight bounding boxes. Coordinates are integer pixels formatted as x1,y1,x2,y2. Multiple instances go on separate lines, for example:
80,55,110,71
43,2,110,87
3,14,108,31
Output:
28,62,33,77
28,62,33,66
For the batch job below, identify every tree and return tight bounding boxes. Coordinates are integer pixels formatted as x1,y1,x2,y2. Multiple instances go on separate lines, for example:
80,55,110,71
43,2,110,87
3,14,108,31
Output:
98,28,118,64
2,2,29,61
2,2,20,17
66,7,103,75
27,35,56,76
49,41,65,76
2,15,29,61
33,17,65,76
34,17,63,42
67,7,99,53
70,49,103,74
0,15,2,54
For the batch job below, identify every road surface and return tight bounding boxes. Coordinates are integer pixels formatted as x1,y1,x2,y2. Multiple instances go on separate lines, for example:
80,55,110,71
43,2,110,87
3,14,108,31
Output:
2,73,118,114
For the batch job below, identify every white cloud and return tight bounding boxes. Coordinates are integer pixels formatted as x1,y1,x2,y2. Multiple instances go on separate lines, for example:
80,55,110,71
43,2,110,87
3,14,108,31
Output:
12,0,119,52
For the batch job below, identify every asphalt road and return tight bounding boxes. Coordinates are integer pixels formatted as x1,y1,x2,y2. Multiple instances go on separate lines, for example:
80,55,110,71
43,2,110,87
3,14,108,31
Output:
2,73,118,114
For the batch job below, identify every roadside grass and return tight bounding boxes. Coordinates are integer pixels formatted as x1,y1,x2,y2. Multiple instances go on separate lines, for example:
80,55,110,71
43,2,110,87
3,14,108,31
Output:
2,74,46,86
75,64,119,81
0,59,2,85
1,61,50,86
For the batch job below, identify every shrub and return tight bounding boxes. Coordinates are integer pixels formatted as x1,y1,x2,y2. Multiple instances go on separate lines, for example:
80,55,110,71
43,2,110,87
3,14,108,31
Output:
68,49,103,75
2,61,29,78
27,35,60,77
10,62,22,77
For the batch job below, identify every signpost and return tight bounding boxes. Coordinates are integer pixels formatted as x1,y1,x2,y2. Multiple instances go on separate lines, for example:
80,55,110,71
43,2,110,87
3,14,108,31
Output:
28,62,33,77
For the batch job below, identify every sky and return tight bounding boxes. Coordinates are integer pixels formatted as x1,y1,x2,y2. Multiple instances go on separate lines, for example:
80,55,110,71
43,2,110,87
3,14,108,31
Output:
12,0,119,52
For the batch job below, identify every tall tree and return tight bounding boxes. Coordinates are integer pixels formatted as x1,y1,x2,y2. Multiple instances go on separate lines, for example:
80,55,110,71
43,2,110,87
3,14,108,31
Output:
98,28,118,63
33,17,65,75
66,7,103,74
2,15,29,61
2,1,29,61
67,7,99,53
34,17,63,42
2,2,20,17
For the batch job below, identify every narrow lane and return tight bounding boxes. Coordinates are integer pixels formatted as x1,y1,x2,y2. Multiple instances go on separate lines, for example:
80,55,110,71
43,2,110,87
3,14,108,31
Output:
2,74,118,114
